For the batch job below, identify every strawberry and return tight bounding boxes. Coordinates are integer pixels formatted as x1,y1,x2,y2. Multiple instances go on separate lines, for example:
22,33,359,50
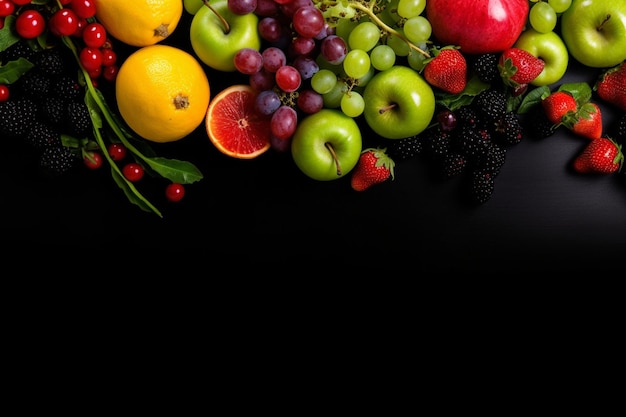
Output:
573,136,624,174
541,91,577,125
350,147,395,191
594,61,626,112
569,102,603,140
423,47,467,95
498,47,545,87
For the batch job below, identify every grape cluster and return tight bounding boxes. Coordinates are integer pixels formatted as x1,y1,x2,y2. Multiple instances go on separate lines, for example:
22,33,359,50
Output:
528,0,572,33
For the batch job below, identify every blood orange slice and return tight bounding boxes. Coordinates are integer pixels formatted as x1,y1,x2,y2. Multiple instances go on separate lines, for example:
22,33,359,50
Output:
206,84,271,159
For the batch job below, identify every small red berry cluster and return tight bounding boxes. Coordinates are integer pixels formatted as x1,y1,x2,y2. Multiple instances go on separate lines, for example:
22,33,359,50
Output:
83,142,186,203
1,0,119,86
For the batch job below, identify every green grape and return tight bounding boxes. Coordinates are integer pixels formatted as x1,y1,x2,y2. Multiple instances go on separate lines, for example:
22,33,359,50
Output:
335,18,360,43
354,65,375,88
529,1,557,33
341,90,365,118
311,69,338,94
397,0,426,18
407,47,428,71
343,49,371,79
403,15,432,44
370,44,396,71
322,80,348,108
349,21,381,52
386,29,410,56
548,0,572,13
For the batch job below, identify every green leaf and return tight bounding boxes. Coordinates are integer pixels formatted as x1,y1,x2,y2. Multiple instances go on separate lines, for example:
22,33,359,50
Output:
0,58,34,84
435,74,490,111
557,82,592,106
143,157,204,184
110,167,162,217
517,85,550,114
0,15,19,53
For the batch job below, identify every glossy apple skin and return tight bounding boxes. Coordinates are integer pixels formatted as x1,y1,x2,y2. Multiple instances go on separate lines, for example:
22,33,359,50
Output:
190,0,260,72
426,0,529,54
291,109,362,181
362,66,435,140
514,29,569,86
561,0,626,68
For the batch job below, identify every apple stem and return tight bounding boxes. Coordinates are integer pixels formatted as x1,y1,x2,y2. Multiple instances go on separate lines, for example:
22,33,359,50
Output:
598,14,611,31
325,142,342,176
378,103,397,114
203,0,231,34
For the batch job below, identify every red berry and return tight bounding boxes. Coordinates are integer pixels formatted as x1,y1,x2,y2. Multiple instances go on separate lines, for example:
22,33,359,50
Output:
15,9,45,39
122,163,144,182
100,48,117,66
49,8,78,37
102,64,118,82
165,183,185,202
71,0,96,19
0,0,15,18
107,143,127,161
12,0,33,5
0,84,9,102
84,151,103,169
79,46,103,72
82,22,106,48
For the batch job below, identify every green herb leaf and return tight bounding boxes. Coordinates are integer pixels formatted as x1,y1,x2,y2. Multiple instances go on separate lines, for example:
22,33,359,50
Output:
0,58,34,84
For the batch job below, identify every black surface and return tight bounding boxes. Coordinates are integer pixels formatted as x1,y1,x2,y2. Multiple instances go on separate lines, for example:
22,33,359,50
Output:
2,12,625,272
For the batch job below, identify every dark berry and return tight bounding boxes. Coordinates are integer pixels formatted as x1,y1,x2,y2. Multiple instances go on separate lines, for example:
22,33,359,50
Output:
469,168,495,204
384,135,424,161
39,146,78,175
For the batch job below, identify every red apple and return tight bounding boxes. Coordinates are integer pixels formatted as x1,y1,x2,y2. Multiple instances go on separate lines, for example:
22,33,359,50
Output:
426,0,529,55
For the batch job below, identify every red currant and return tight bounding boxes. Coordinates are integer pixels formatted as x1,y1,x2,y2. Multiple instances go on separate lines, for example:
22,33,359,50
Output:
0,0,15,18
101,48,117,66
165,183,186,202
71,0,96,19
15,9,45,39
122,163,144,182
84,151,103,169
0,84,9,102
82,22,106,48
102,65,118,82
12,0,33,5
79,46,103,72
49,8,78,37
107,143,127,161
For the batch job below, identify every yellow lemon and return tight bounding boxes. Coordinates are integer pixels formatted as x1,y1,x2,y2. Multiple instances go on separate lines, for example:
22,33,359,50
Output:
95,0,183,47
115,45,210,143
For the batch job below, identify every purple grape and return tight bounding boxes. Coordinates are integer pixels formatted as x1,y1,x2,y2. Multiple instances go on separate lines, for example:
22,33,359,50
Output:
249,69,275,91
320,35,347,65
270,105,298,140
255,90,282,116
297,89,323,114
292,55,319,80
228,0,257,15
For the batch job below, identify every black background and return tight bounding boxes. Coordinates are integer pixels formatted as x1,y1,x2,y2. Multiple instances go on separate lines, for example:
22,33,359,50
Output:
2,11,625,272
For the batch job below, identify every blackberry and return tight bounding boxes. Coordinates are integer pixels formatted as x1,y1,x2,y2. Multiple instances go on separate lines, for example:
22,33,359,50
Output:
385,135,424,161
476,144,506,176
41,96,67,127
456,124,492,162
473,89,507,123
39,146,78,176
455,105,483,129
524,105,557,139
1,39,36,64
25,121,62,151
472,53,500,83
469,168,495,204
17,68,51,99
493,111,523,145
426,127,452,160
0,97,39,138
66,100,92,137
440,152,467,179
52,74,82,102
34,48,66,76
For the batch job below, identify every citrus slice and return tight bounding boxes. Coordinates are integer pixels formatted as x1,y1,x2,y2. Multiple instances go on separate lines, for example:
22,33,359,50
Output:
206,84,271,159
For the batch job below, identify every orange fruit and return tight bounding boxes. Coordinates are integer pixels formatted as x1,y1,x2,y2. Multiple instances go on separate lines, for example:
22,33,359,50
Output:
206,85,271,159
95,0,183,47
115,44,210,143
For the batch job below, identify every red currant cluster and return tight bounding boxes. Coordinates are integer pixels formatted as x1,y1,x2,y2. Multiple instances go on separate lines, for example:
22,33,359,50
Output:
0,0,118,86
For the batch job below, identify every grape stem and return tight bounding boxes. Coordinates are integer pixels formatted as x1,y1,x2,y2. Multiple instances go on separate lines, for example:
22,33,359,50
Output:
203,0,230,34
325,142,343,176
316,0,430,58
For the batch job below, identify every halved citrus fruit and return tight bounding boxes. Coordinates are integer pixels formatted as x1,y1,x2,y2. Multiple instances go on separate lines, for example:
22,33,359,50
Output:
206,84,271,159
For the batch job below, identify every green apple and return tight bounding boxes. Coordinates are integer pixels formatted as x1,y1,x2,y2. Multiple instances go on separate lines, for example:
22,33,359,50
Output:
561,0,626,68
183,0,203,15
190,0,260,72
362,65,435,139
514,28,569,86
291,109,362,181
